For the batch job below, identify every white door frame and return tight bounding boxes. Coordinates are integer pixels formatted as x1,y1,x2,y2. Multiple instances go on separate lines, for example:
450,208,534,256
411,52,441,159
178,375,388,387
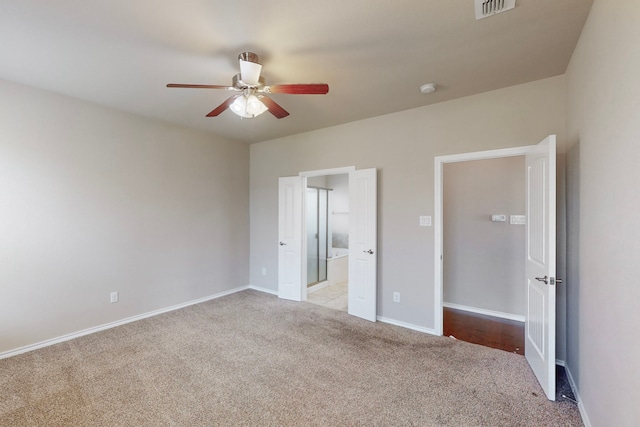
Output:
433,146,532,335
299,166,355,301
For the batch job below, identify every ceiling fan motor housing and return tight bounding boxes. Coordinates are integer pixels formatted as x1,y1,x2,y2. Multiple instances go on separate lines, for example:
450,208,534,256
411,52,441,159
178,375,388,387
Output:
238,52,262,85
238,52,260,64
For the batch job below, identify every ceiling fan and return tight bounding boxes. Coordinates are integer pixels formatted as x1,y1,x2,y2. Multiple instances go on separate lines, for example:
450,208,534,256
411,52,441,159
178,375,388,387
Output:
167,52,329,119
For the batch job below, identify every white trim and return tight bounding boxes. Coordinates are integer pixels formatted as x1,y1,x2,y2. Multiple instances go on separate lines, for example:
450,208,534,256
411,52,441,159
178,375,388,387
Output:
443,302,525,323
307,281,329,293
565,365,592,427
434,145,533,336
377,316,439,336
434,156,444,335
299,166,355,177
555,359,566,367
248,285,278,296
0,285,249,360
435,146,532,164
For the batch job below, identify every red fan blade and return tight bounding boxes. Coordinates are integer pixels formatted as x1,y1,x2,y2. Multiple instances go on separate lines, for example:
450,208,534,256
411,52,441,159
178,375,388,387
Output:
206,96,239,117
167,83,238,91
259,95,290,119
262,84,329,95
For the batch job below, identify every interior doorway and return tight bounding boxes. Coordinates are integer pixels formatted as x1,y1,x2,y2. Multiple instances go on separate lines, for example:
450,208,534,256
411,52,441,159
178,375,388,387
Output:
434,136,558,400
441,155,526,354
278,166,378,322
305,186,330,288
434,146,531,333
305,174,349,311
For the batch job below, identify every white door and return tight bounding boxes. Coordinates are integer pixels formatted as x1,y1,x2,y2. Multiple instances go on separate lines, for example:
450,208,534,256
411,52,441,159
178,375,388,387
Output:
348,168,377,321
278,176,304,301
525,135,557,400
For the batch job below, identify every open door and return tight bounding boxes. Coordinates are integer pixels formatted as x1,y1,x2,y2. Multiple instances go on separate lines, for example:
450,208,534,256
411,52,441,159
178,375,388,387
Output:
348,168,377,321
278,176,304,301
525,135,557,400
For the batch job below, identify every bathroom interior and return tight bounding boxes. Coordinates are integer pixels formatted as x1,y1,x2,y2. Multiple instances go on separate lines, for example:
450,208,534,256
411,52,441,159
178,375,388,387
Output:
305,174,349,311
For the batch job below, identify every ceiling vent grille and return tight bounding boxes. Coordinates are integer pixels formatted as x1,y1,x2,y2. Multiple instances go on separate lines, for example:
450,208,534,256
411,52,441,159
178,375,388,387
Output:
475,0,516,20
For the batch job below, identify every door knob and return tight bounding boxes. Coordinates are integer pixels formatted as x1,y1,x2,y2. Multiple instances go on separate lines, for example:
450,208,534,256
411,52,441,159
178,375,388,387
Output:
535,275,549,284
363,249,374,254
279,242,286,246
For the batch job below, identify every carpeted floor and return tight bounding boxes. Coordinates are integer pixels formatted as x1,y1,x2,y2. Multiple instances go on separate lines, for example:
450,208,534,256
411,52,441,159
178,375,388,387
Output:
0,290,583,426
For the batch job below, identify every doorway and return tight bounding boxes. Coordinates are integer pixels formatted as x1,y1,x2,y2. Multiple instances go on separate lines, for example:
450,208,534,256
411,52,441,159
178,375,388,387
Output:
441,155,526,354
278,166,378,322
434,146,531,333
434,136,558,400
306,174,349,311
306,186,330,288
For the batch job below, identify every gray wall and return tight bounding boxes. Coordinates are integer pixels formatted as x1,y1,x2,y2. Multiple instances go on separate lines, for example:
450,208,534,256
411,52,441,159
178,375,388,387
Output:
0,80,250,355
443,156,525,317
565,0,640,424
250,75,566,331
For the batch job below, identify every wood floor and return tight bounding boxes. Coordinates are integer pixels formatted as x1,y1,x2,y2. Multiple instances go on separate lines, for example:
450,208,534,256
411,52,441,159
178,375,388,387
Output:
443,307,524,355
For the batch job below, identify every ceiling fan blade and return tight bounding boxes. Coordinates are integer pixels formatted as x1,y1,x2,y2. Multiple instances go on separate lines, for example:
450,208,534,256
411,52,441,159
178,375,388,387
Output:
206,95,239,117
167,83,238,91
263,84,329,95
259,95,290,119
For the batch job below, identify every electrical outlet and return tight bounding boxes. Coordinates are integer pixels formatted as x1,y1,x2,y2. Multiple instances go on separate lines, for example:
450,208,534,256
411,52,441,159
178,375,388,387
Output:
110,291,119,303
261,268,267,276
393,292,400,303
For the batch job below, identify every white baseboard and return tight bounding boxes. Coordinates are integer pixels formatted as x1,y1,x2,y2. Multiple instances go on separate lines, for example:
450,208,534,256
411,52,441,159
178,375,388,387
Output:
248,284,278,296
565,365,592,427
377,316,439,336
443,302,525,323
307,281,329,293
0,285,249,360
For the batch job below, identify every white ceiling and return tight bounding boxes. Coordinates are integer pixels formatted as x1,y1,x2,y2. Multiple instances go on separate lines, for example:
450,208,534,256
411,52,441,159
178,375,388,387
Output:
0,0,593,144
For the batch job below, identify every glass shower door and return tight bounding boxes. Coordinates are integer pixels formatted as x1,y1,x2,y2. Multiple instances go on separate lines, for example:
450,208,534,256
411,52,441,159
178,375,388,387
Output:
306,187,329,286
318,189,328,282
306,188,319,285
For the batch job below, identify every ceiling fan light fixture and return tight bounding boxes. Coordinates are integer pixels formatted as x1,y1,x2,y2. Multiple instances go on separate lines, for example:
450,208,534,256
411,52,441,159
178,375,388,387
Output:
230,94,267,118
168,51,327,119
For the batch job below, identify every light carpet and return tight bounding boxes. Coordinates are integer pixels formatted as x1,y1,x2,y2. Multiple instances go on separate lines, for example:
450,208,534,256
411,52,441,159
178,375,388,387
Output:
0,290,582,426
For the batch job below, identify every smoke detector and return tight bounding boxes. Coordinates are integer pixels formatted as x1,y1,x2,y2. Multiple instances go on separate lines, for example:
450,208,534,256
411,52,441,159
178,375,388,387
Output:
475,0,516,20
420,83,437,94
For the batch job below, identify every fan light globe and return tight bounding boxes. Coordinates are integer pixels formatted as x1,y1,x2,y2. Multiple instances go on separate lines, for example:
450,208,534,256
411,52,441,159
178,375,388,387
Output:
230,94,268,118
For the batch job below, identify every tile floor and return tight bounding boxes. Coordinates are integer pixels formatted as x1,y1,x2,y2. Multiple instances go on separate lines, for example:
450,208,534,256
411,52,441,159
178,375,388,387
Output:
306,281,348,312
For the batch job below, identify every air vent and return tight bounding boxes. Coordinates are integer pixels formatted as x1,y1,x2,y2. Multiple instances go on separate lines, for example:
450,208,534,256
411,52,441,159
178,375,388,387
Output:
475,0,516,20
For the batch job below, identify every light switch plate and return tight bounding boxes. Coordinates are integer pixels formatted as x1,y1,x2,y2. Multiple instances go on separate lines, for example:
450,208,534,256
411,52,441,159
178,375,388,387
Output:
491,214,507,222
510,215,526,225
419,216,432,227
